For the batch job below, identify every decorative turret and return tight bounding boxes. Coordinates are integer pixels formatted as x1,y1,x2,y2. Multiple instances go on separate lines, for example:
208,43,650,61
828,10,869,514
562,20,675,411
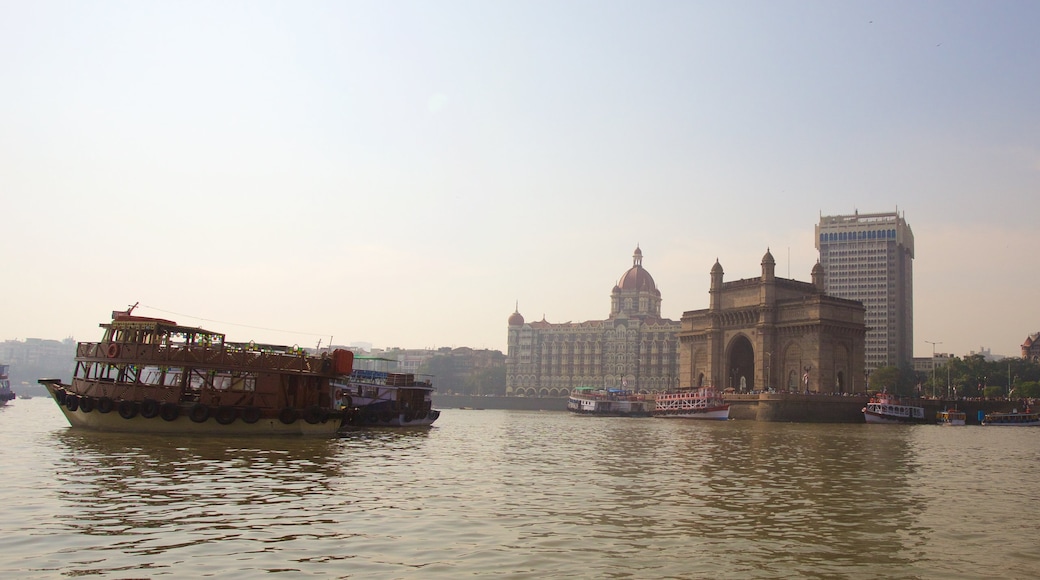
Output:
761,248,775,282
710,259,724,311
811,261,825,292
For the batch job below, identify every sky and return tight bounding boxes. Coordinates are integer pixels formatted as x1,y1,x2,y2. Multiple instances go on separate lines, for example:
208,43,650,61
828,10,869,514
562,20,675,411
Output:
2,1,1038,358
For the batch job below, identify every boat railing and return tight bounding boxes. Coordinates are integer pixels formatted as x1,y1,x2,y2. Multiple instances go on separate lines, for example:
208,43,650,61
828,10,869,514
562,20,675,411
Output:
77,341,336,376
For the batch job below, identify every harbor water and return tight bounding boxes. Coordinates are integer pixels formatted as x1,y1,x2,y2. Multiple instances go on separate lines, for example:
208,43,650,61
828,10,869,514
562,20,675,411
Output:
1,398,1038,578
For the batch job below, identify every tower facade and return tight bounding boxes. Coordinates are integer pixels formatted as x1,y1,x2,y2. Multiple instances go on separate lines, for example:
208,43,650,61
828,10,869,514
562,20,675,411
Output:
506,247,680,396
816,210,914,371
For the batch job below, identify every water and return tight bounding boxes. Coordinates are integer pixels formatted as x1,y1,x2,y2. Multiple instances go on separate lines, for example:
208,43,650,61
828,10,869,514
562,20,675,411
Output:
1,398,1038,578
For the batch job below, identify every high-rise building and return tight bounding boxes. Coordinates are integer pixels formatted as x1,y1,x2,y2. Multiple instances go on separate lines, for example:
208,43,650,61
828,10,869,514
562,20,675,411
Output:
816,210,914,371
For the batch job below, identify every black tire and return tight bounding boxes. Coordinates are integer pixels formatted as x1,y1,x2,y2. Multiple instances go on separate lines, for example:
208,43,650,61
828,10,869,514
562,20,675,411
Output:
279,407,298,425
118,400,138,419
55,389,67,405
79,396,96,413
215,406,237,425
303,405,323,425
140,399,161,419
189,404,210,423
97,397,114,414
241,407,261,424
160,403,180,422
65,394,80,412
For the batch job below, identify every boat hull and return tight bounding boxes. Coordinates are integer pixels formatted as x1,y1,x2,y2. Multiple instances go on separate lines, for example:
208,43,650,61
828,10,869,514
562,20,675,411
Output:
567,397,652,417
43,383,343,436
862,409,929,424
344,409,440,428
653,406,730,420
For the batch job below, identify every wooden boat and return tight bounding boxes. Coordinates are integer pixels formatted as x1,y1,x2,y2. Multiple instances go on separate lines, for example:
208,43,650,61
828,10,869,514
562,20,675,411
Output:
0,364,14,406
862,391,927,424
982,408,1040,426
337,357,439,428
652,387,730,420
937,409,966,426
39,306,354,436
567,387,652,417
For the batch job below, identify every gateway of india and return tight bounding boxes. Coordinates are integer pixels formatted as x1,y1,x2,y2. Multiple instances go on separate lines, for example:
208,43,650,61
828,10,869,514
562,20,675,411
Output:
506,247,866,397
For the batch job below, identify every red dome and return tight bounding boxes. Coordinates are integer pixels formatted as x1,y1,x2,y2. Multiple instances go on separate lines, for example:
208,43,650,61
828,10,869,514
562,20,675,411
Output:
617,246,658,293
617,266,657,293
508,310,525,326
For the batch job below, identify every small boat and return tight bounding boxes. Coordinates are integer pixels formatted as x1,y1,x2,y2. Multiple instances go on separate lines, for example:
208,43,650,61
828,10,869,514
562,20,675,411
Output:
982,408,1040,426
567,387,652,417
652,386,730,420
937,409,966,426
0,365,14,406
862,390,927,424
39,305,355,436
336,357,439,428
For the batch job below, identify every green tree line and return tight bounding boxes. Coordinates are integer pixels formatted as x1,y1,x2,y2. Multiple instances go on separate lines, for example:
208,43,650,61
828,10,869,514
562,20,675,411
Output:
868,355,1040,399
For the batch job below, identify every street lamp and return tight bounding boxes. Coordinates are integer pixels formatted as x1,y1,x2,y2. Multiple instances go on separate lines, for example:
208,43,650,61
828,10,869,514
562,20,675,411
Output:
925,340,942,398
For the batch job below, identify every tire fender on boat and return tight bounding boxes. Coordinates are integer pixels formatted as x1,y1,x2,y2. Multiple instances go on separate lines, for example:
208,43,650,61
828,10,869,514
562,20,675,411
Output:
65,394,80,412
241,407,261,424
79,396,96,413
106,343,120,358
189,404,210,423
279,407,299,425
215,406,237,425
303,405,323,425
140,399,161,419
160,402,180,422
97,397,114,414
118,400,138,419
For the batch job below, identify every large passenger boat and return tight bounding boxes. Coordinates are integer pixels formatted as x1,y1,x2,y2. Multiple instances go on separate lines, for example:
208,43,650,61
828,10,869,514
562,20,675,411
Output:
336,357,440,428
862,391,927,424
0,364,15,406
39,306,355,436
652,387,730,420
567,387,652,417
982,408,1040,426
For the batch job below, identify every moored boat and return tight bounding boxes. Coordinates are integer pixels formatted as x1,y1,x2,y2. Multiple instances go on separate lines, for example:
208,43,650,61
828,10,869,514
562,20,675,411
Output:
567,387,652,417
862,391,927,424
39,305,355,436
937,408,966,426
0,365,14,406
652,386,730,420
982,408,1040,426
337,357,440,428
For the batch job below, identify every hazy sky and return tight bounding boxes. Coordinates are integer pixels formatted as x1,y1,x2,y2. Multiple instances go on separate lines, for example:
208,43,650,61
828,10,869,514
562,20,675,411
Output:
3,1,1038,358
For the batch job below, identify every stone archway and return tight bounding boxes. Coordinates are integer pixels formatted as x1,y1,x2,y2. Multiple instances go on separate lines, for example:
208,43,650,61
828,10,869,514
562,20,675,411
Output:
728,335,755,392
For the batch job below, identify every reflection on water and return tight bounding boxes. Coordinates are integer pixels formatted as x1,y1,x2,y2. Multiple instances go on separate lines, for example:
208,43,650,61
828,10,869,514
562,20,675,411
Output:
2,400,1039,578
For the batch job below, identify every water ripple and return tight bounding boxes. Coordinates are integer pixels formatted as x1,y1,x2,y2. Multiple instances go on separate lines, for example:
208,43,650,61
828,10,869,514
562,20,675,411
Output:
2,401,1039,577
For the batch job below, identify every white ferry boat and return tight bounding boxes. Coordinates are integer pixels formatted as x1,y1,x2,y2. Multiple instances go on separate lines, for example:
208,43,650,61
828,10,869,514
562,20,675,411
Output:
862,391,927,424
567,387,652,417
652,387,730,420
937,408,966,426
982,408,1040,426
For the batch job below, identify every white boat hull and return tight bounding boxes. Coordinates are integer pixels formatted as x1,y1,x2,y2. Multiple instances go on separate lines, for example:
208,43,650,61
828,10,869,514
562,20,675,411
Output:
863,410,927,424
653,406,730,420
